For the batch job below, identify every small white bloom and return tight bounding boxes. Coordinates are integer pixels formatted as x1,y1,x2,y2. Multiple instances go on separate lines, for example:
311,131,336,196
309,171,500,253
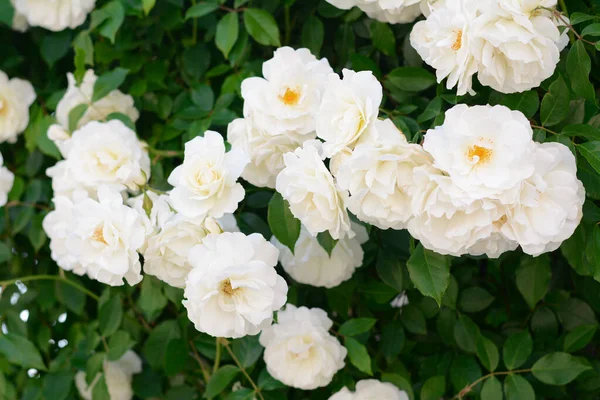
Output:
11,0,28,32
390,292,409,309
410,0,478,96
272,223,368,288
259,305,346,390
13,0,95,31
228,118,308,188
317,69,382,157
501,142,585,256
336,119,434,230
75,351,142,400
0,70,35,143
168,131,248,219
127,191,175,251
0,152,14,207
66,186,146,286
329,379,409,400
242,47,333,136
55,70,139,133
276,140,353,240
184,232,287,338
60,120,150,191
423,104,536,202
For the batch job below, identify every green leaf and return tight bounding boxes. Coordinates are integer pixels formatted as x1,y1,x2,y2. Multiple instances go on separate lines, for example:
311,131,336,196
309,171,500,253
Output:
142,0,156,15
453,314,480,353
407,244,450,306
86,353,105,385
90,0,125,44
231,336,263,368
165,339,188,376
143,320,181,370
531,352,591,385
185,2,219,20
0,0,14,26
492,90,540,119
42,371,74,400
204,365,240,399
0,242,12,263
503,331,532,370
339,318,377,337
417,97,443,123
216,13,239,59
137,276,168,322
504,374,534,400
567,41,596,101
582,23,600,37
107,331,136,361
345,337,372,375
577,141,600,175
267,192,301,253
40,31,72,68
459,287,495,313
376,251,404,292
0,334,46,371
92,374,110,400
387,67,436,92
420,375,445,400
481,377,502,400
562,124,600,141
476,335,500,372
402,304,427,335
540,76,570,127
371,21,396,57
516,255,551,309
563,324,598,353
243,8,281,47
301,16,324,56
99,294,123,336
68,104,89,132
317,231,338,256
92,67,129,102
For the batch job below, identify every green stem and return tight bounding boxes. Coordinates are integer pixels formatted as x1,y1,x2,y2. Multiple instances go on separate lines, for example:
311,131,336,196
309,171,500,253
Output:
220,338,264,400
558,0,568,16
0,275,100,301
213,337,221,373
452,369,532,399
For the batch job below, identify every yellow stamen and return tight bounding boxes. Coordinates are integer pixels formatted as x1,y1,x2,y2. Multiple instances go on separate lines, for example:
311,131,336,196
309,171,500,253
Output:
92,226,107,245
280,88,301,106
467,145,493,165
220,279,239,296
452,30,463,51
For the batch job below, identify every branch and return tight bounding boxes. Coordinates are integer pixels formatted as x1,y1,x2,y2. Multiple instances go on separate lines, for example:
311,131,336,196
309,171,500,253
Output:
452,369,532,399
219,338,265,400
0,274,100,301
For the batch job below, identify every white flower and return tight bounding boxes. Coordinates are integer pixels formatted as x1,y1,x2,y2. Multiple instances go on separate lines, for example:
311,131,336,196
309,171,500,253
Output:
60,120,150,191
65,186,146,286
242,47,333,136
0,71,35,143
470,2,566,93
54,70,139,134
184,232,287,338
276,141,353,240
228,118,308,189
410,0,478,96
0,153,14,207
501,142,585,256
336,119,434,230
272,223,368,288
316,69,382,157
168,131,248,219
13,0,95,31
423,104,536,202
326,0,423,24
75,351,142,400
259,305,346,390
390,292,409,309
11,0,28,32
127,191,175,251
329,380,409,400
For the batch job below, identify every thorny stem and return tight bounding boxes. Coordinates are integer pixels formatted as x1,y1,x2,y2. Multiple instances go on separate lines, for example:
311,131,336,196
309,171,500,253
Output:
552,9,598,46
452,369,532,399
213,337,221,374
220,338,265,400
190,340,211,384
531,124,559,135
0,274,100,301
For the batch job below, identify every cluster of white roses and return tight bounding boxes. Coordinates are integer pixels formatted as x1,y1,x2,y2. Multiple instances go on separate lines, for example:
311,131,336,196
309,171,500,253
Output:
11,0,95,32
411,0,569,95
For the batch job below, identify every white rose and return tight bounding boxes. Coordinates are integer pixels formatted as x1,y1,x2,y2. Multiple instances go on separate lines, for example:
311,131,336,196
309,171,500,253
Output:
316,69,382,157
127,191,175,252
471,3,565,93
184,232,287,338
13,0,95,31
55,70,139,133
242,47,333,136
359,0,423,24
336,119,434,230
11,0,28,32
390,292,409,309
0,70,35,143
66,186,145,286
410,0,478,96
75,351,142,400
423,104,536,202
43,191,88,276
227,118,308,189
329,380,409,400
276,140,353,240
260,305,346,390
60,120,150,191
0,152,14,207
272,223,368,288
501,142,585,256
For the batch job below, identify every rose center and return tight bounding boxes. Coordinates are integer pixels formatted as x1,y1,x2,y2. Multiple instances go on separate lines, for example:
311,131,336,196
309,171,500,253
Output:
451,29,463,51
220,279,239,296
467,145,493,165
92,225,108,245
279,87,301,106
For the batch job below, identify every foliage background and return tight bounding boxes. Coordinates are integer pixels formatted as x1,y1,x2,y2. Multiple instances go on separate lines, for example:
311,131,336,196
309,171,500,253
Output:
1,0,600,399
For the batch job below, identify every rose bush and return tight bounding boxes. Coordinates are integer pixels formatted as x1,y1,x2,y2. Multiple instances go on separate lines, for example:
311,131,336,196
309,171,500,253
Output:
1,0,600,399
